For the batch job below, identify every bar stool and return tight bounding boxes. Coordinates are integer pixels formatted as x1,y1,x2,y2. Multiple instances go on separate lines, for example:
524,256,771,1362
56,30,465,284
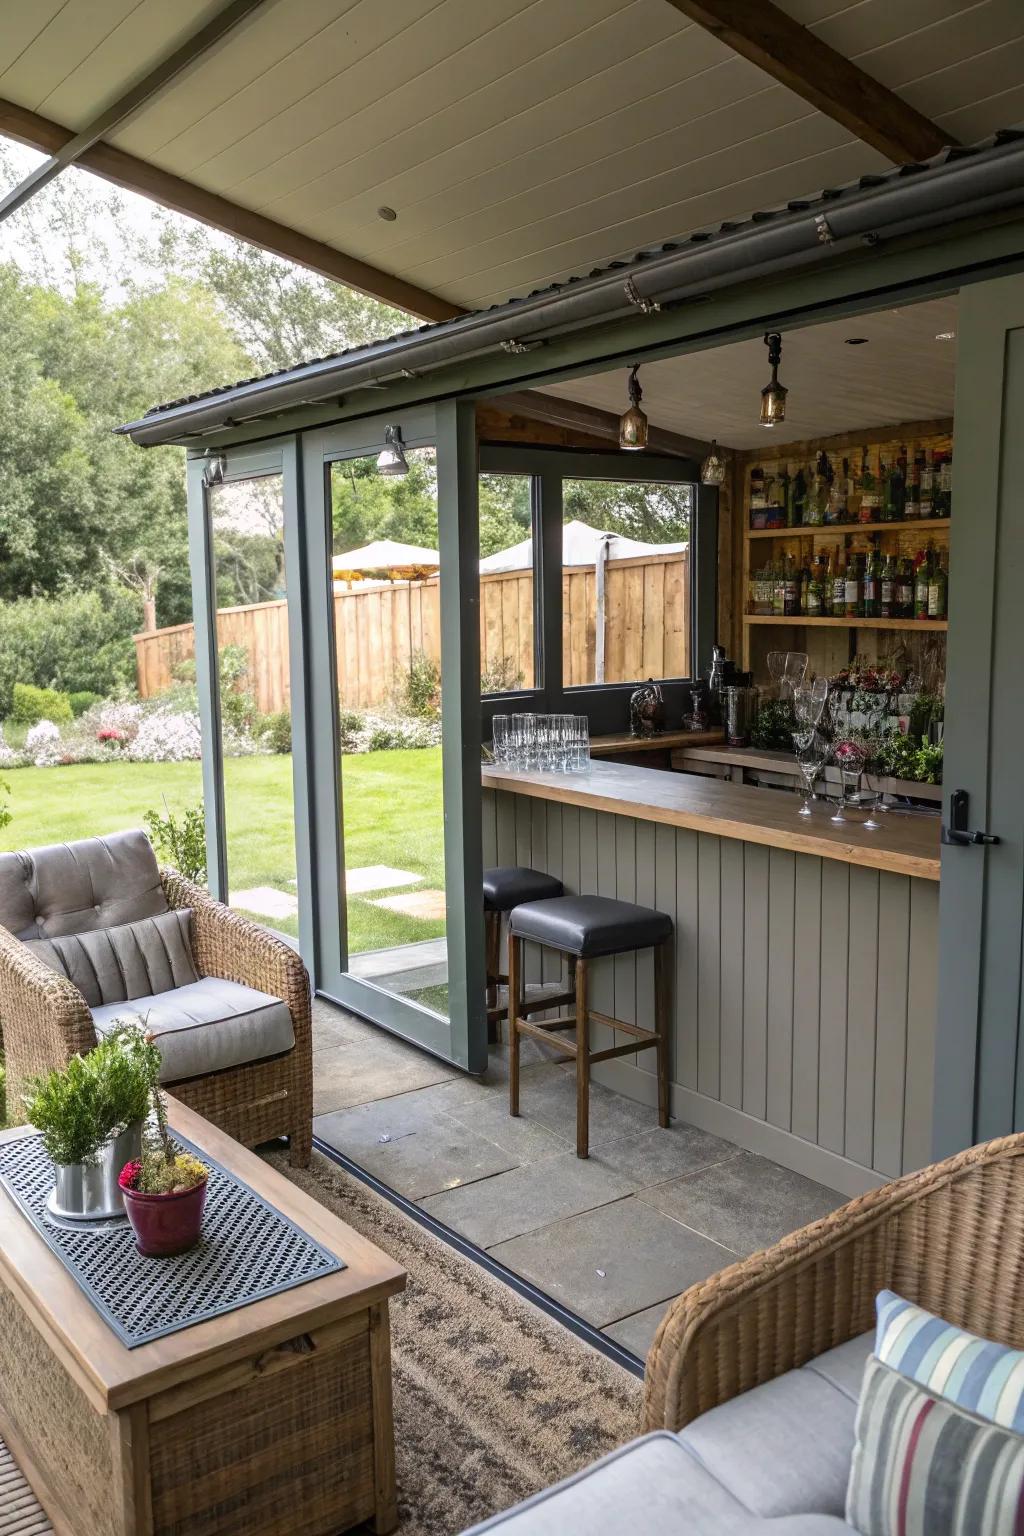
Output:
483,866,564,1039
508,894,672,1157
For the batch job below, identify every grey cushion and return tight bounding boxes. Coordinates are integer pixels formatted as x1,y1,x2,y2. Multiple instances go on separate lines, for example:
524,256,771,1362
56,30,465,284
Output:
510,893,672,958
0,830,166,940
25,910,197,1009
483,867,563,912
459,1432,855,1535
677,1332,872,1520
92,976,294,1083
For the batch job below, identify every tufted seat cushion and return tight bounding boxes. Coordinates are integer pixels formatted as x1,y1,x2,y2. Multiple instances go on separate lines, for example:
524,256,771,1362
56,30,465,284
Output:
510,893,672,958
92,977,295,1084
483,867,564,912
25,909,198,1009
0,829,166,940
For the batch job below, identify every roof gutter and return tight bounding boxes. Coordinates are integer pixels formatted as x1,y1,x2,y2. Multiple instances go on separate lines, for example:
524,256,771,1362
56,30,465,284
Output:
119,136,1024,447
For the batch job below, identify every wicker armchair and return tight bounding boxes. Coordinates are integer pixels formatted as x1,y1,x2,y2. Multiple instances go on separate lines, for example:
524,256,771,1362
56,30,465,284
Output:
645,1130,1024,1432
0,853,312,1167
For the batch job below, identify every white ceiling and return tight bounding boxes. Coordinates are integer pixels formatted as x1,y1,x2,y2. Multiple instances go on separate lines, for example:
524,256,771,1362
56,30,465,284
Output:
0,1,1022,314
541,295,959,449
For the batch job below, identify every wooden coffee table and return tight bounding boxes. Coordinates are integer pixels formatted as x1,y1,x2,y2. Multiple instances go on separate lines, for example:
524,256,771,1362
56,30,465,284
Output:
0,1099,406,1536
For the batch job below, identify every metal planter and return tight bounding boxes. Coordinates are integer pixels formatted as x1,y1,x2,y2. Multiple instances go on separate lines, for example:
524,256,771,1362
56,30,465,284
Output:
46,1121,144,1222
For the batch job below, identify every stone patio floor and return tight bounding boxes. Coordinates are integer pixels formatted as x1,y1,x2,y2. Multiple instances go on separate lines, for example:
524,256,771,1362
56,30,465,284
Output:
311,997,843,1362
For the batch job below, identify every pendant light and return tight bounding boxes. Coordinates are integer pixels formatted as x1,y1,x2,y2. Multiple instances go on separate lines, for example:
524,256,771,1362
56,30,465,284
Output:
377,424,409,476
700,439,727,486
759,332,787,428
201,449,227,489
618,365,648,451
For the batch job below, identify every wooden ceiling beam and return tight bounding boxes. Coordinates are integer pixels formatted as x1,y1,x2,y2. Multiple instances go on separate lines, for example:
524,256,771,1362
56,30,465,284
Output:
493,390,713,460
663,0,957,165
0,97,463,324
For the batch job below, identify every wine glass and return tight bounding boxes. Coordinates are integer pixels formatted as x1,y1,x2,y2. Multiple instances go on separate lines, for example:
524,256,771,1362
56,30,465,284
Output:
782,651,809,700
792,681,829,816
830,738,868,822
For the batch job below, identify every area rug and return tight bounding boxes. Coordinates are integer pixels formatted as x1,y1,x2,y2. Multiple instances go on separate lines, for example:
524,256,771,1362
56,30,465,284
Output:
272,1148,644,1536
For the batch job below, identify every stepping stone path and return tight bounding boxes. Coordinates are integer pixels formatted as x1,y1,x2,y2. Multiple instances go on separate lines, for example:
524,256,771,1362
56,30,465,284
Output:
345,865,422,894
230,886,300,921
371,889,447,921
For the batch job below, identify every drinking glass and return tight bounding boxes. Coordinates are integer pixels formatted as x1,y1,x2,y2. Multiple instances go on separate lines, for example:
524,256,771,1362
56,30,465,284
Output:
511,713,536,770
491,715,510,767
570,716,590,771
830,739,868,823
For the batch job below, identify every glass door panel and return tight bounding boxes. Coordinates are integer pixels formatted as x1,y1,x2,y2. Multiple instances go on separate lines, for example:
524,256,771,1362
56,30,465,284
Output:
326,448,449,1023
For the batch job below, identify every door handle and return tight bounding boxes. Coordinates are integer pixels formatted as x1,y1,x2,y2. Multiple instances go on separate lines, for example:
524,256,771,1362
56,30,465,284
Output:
941,788,1000,847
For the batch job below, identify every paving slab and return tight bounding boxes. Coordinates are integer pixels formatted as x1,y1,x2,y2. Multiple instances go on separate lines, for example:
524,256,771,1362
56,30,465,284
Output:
591,1124,740,1192
509,1069,660,1150
370,889,447,920
639,1150,843,1257
489,1196,736,1328
230,885,299,920
345,865,421,893
442,1094,568,1164
602,1301,672,1362
315,1095,516,1199
421,1151,634,1248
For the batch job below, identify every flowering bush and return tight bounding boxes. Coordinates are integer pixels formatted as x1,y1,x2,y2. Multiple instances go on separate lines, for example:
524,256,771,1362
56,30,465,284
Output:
26,719,62,767
129,709,203,763
0,726,15,768
87,698,145,742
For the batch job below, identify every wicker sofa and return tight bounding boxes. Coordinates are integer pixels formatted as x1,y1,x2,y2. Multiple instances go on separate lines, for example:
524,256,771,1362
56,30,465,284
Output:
0,830,312,1166
463,1132,1024,1533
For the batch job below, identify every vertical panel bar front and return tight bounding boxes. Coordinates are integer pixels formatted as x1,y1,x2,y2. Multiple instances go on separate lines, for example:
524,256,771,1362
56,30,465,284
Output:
186,456,227,901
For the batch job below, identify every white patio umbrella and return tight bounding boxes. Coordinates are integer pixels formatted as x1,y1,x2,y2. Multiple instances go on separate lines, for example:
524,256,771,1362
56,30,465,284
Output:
478,519,686,572
332,539,440,582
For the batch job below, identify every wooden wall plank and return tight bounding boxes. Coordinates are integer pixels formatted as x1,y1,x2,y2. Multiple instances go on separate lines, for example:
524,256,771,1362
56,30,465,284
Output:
766,849,796,1131
818,860,851,1156
845,867,881,1169
742,843,770,1121
590,811,618,1047
791,857,823,1143
873,873,911,1178
719,839,745,1111
634,819,658,1072
697,832,722,1100
903,878,940,1173
655,822,681,1086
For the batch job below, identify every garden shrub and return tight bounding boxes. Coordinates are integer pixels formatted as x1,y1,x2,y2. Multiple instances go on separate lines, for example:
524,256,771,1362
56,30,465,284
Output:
25,720,62,766
0,588,140,718
144,801,207,886
0,779,10,833
262,710,291,754
11,683,72,726
402,651,441,719
480,655,525,694
69,690,102,717
218,645,260,734
129,708,202,762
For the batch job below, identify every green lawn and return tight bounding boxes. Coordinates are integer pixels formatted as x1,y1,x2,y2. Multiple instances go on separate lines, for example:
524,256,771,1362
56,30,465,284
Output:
0,749,445,954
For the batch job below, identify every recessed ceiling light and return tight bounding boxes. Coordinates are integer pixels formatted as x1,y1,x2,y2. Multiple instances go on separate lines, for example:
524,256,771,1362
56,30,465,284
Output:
844,337,869,345
935,331,956,341
377,205,397,222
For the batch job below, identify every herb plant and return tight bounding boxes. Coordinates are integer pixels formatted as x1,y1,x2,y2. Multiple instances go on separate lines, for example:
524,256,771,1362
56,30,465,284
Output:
144,798,207,885
23,1024,160,1168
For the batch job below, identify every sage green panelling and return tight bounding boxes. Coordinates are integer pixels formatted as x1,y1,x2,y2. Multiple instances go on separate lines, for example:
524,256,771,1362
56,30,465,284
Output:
487,788,937,1187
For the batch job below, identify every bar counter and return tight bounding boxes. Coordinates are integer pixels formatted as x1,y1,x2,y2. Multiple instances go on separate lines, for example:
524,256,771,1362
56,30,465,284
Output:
482,761,940,1196
482,760,940,880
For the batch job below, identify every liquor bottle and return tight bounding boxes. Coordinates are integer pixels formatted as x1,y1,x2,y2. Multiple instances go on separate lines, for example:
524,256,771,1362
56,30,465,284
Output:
774,464,790,529
905,450,923,521
806,452,829,527
914,550,932,620
749,466,768,529
927,555,948,619
936,447,953,518
832,553,847,618
862,540,881,619
772,556,786,617
782,553,800,617
919,448,935,518
805,557,823,617
885,450,906,522
827,457,848,524
880,552,897,618
845,552,862,618
858,451,882,524
821,552,834,617
896,556,915,619
792,466,807,528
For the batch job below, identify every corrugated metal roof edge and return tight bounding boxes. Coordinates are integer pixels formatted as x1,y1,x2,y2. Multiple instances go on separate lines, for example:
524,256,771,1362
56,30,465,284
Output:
118,130,1024,445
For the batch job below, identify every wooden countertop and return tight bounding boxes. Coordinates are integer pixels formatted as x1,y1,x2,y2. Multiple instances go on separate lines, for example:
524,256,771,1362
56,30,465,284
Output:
589,728,725,756
482,759,940,880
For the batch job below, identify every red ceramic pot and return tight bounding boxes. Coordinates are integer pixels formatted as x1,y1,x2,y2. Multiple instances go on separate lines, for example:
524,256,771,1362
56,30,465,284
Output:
122,1178,208,1257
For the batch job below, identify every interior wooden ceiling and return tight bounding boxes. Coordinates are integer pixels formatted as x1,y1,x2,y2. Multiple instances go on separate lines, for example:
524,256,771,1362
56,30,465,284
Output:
538,295,959,450
0,0,1022,318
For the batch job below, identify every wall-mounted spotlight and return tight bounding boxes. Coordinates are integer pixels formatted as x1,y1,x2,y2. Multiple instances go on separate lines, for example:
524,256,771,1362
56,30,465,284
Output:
700,440,727,486
618,365,648,451
201,450,227,489
377,424,409,476
759,332,787,428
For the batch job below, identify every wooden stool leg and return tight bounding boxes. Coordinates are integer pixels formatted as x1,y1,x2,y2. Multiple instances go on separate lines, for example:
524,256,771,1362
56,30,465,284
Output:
575,957,590,1158
508,934,522,1119
654,938,671,1130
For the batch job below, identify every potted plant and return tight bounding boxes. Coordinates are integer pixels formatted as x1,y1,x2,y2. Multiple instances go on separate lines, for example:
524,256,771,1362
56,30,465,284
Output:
23,1024,155,1221
119,1082,209,1257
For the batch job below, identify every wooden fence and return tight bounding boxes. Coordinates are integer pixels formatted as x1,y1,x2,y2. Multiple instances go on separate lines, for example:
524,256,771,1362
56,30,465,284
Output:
134,550,690,712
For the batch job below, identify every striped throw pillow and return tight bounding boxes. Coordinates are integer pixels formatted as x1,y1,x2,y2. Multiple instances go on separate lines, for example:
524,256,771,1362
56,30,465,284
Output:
876,1291,1024,1433
847,1357,1024,1536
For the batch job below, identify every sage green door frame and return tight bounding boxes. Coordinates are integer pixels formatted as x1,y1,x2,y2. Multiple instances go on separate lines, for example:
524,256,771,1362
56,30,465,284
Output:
295,400,487,1071
934,272,1024,1155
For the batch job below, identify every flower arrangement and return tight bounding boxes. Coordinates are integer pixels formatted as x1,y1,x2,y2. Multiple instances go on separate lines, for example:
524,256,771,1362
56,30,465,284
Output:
119,1150,208,1196
119,1070,209,1256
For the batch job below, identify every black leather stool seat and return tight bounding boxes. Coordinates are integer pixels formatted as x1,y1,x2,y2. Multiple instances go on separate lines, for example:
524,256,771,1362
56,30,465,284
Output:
483,866,563,913
510,894,672,959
